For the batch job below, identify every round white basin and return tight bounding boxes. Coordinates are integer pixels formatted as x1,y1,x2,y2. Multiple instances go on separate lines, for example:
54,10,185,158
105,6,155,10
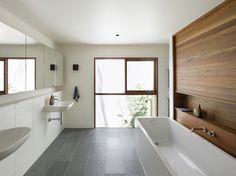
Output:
0,127,31,161
44,101,74,112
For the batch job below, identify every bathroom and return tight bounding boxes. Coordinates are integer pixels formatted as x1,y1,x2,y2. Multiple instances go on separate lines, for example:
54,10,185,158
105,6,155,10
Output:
0,0,235,176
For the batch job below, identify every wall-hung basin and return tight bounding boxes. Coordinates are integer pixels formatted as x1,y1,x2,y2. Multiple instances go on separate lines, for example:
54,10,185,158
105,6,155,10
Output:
0,127,31,161
44,101,74,112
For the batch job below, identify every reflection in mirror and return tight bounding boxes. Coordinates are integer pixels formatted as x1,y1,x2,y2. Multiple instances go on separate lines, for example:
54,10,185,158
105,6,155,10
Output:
26,36,44,89
0,60,4,93
0,21,27,94
0,21,64,95
44,46,56,88
55,52,64,86
8,58,35,93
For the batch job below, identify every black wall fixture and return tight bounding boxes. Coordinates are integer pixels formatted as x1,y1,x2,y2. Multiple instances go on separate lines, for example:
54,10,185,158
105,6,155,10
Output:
50,64,56,71
73,64,79,71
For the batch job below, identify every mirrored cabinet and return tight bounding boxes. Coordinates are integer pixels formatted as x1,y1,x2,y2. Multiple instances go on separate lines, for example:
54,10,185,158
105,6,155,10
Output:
55,51,64,86
0,21,64,95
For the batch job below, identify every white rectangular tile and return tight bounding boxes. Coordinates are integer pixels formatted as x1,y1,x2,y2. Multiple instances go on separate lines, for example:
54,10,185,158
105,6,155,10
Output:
15,128,33,176
0,154,15,176
0,105,15,130
15,99,33,127
32,96,47,161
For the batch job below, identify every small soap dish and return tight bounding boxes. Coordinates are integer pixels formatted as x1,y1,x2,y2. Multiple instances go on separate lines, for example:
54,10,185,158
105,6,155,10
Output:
175,107,192,112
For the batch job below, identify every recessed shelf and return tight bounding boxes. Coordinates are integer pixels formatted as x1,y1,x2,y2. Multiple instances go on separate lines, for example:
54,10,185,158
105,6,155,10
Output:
175,109,236,157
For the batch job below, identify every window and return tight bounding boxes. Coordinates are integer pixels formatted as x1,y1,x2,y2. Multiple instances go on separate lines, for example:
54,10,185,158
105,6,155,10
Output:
96,95,157,127
126,60,156,93
95,58,157,94
0,57,36,94
0,60,4,93
96,59,125,93
95,58,158,127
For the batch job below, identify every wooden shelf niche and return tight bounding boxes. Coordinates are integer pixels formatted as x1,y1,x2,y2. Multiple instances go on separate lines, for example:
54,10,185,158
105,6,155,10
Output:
173,0,236,157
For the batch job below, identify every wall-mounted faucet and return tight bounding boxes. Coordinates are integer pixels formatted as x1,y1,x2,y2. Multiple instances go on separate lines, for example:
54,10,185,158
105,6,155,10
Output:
208,130,216,137
190,127,216,137
190,127,208,133
49,95,59,105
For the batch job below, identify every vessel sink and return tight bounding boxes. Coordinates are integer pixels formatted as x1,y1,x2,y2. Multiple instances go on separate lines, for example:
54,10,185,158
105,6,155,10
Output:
0,127,31,161
44,101,74,112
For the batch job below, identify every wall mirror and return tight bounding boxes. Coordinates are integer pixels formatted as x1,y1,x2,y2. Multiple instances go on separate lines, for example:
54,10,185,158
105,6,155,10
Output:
55,51,64,86
0,21,64,95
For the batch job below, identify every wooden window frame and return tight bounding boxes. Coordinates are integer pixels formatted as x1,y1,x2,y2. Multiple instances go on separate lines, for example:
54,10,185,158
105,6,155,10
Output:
0,57,36,95
94,57,158,128
0,58,7,95
125,58,157,95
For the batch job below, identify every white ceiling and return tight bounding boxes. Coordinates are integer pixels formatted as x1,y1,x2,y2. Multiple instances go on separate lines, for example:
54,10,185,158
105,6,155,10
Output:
0,0,224,45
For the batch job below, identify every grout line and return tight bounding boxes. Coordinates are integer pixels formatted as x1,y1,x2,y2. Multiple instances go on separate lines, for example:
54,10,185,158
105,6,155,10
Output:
41,130,73,176
63,130,90,176
82,134,94,176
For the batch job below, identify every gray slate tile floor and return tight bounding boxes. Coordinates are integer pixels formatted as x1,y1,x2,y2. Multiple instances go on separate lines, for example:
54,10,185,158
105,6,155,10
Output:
25,128,145,176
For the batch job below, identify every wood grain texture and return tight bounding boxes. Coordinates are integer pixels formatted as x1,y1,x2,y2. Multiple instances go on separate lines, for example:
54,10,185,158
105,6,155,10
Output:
175,17,236,102
173,0,236,157
176,109,236,157
183,94,236,131
175,0,236,46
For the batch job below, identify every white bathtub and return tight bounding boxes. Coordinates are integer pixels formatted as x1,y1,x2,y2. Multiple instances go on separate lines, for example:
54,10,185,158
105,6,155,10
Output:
135,117,236,176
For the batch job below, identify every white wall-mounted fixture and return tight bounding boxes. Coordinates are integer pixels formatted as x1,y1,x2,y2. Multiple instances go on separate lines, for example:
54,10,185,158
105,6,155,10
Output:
44,101,74,124
0,127,31,161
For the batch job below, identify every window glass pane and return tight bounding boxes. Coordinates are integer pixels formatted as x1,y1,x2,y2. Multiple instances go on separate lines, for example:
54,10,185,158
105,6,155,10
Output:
96,95,157,127
127,61,154,91
96,59,125,93
26,59,35,91
0,61,4,91
8,59,26,93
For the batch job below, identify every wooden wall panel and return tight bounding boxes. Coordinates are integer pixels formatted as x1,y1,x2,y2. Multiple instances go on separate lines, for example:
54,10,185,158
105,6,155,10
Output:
175,1,236,103
183,95,236,131
176,109,236,157
173,0,236,157
175,0,236,46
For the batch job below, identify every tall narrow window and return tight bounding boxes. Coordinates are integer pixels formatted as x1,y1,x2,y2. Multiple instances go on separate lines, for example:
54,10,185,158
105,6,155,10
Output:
26,59,35,91
8,59,26,93
0,60,4,93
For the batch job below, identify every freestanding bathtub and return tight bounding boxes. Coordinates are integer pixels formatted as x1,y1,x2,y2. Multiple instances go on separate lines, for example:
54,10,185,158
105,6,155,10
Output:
135,117,236,176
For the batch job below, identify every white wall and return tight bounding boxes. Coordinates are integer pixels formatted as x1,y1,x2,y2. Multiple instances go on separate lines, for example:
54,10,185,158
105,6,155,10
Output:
59,44,169,128
169,37,174,119
0,91,63,176
0,5,65,176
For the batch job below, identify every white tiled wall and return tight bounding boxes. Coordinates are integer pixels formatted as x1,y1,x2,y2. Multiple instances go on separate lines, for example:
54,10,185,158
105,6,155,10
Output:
0,91,64,176
0,105,15,129
0,154,15,176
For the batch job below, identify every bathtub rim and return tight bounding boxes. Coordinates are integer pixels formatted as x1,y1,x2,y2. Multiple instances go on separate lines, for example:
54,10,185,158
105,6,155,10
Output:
136,116,236,176
136,117,178,176
137,116,236,161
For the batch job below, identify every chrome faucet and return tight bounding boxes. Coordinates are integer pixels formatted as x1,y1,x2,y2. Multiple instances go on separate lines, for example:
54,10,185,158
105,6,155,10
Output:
208,130,216,137
190,127,208,133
